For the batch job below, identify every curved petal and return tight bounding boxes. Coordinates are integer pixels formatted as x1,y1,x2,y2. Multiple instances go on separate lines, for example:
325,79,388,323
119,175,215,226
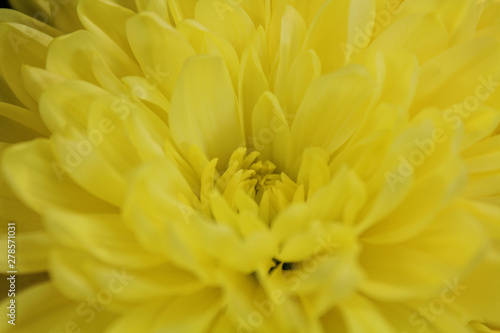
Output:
0,282,115,332
0,21,52,110
360,205,487,301
126,12,196,99
290,64,374,159
78,0,135,58
47,30,140,85
169,55,244,168
194,0,255,56
454,250,500,328
303,0,376,71
362,12,448,65
411,37,500,116
1,139,116,215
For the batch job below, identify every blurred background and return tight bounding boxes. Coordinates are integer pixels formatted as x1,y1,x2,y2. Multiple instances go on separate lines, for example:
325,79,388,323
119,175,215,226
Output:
0,1,11,9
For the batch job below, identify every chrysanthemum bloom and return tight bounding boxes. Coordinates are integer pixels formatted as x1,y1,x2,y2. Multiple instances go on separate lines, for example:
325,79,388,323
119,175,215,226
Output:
1,0,500,332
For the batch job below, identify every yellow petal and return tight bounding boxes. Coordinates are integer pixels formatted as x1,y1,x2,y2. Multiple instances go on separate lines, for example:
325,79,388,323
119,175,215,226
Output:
153,288,223,331
251,91,291,171
77,0,135,58
45,91,143,203
290,65,374,159
123,159,201,266
126,12,196,99
307,166,367,224
288,0,330,27
0,8,61,37
237,0,267,28
340,294,396,333
10,0,83,32
0,75,21,106
91,53,130,96
464,135,500,174
360,205,486,301
0,103,48,143
21,65,66,102
282,49,321,120
0,22,52,110
239,45,269,138
454,249,500,328
272,5,307,101
298,254,364,317
47,30,140,85
0,281,116,333
303,0,376,71
194,0,255,56
103,301,165,332
0,230,49,273
50,247,202,308
475,1,500,39
459,105,500,150
135,0,170,23
465,170,500,199
411,37,500,115
1,139,115,215
105,288,223,333
362,12,448,65
168,0,197,24
50,0,84,32
395,0,478,46
176,19,240,88
0,151,42,231
39,80,109,133
376,301,474,333
170,55,244,167
121,75,170,124
362,154,466,244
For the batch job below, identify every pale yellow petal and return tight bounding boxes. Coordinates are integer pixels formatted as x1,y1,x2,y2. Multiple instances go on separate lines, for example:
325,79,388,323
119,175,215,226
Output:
360,205,486,301
169,55,244,167
376,301,474,333
282,49,321,120
361,12,448,65
0,103,48,143
395,0,478,46
239,45,269,138
340,294,396,333
126,12,196,99
272,5,307,101
251,91,291,171
0,8,61,37
135,0,170,23
0,22,52,110
454,249,500,328
47,30,140,85
21,65,65,102
78,0,135,58
290,65,374,160
39,80,110,133
195,0,255,56
0,230,49,273
303,0,376,71
168,0,197,24
411,37,500,115
0,281,116,332
176,19,240,88
1,139,116,214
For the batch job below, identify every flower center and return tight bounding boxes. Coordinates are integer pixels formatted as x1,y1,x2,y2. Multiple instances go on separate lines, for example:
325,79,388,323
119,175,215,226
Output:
198,147,300,224
219,149,281,203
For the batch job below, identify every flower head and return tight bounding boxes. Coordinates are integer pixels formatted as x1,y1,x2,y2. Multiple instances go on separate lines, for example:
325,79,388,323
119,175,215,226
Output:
1,0,500,332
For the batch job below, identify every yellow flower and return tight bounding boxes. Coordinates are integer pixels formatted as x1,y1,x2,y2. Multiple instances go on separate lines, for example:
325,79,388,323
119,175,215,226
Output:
1,0,500,332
